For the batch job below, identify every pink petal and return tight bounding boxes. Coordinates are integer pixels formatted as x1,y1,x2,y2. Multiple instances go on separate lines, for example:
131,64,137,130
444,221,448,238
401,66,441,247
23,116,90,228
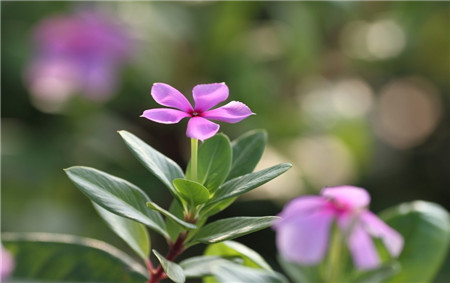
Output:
360,211,404,257
345,219,381,270
275,196,329,226
141,108,190,124
192,82,228,112
186,117,220,141
321,186,370,209
151,83,193,112
275,210,334,265
202,101,254,123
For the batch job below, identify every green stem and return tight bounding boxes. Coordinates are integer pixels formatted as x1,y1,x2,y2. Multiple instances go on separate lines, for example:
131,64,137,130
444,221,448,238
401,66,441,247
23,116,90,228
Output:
325,227,344,283
190,138,198,181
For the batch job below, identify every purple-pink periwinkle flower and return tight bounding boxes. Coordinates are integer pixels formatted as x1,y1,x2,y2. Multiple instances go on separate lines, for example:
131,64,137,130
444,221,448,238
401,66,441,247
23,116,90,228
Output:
26,10,132,111
141,83,254,141
273,186,404,270
1,245,14,280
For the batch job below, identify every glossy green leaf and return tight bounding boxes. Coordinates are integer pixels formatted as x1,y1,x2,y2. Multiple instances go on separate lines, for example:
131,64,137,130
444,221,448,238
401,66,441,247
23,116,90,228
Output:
173,179,210,206
179,256,233,278
379,201,450,283
211,262,288,283
93,203,150,261
227,129,267,181
192,216,279,244
65,166,168,239
153,249,185,283
166,200,186,242
205,240,272,271
146,201,197,230
118,130,184,197
187,134,232,193
207,163,292,206
201,197,236,218
2,232,148,282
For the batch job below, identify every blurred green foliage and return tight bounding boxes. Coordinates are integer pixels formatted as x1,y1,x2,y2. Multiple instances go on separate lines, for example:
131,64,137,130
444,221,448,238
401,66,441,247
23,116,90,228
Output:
1,1,449,281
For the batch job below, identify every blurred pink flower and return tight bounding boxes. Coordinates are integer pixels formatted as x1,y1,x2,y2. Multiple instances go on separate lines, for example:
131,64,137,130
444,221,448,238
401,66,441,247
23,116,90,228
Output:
26,10,132,110
141,83,254,141
273,186,403,270
1,245,14,280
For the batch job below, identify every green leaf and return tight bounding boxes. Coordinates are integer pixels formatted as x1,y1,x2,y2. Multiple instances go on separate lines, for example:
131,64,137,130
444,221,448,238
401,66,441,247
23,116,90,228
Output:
2,232,148,282
191,216,279,244
379,201,450,283
118,130,184,197
146,201,197,230
207,163,292,206
179,256,233,278
153,249,186,283
65,166,168,239
187,134,232,193
173,179,210,206
227,129,267,181
166,200,186,242
211,262,288,283
93,203,150,261
278,256,321,283
205,241,272,271
201,197,236,218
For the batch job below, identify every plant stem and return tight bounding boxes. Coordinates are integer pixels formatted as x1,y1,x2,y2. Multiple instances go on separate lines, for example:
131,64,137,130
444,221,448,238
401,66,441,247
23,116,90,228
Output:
190,138,198,181
148,233,188,283
325,228,344,283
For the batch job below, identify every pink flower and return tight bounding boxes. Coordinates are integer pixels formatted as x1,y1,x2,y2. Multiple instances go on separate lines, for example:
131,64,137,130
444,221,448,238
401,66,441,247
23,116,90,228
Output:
26,10,132,110
141,83,254,141
273,186,404,270
1,245,14,280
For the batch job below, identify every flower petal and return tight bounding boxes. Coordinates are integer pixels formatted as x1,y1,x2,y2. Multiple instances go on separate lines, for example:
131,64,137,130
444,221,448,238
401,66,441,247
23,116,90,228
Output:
344,219,381,270
202,101,254,123
360,211,404,257
321,186,370,209
151,83,193,112
275,196,329,226
192,82,228,112
141,108,190,124
274,210,334,265
186,117,220,141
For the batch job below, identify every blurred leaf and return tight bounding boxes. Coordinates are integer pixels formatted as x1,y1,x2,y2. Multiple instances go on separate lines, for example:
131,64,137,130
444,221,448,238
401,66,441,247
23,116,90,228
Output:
210,262,288,283
187,134,232,193
65,166,168,239
173,178,210,206
118,130,184,198
93,203,150,261
2,232,148,282
379,201,450,283
207,163,292,206
153,249,185,283
205,240,272,271
351,262,400,283
227,129,267,181
278,256,321,283
146,201,197,230
191,216,278,244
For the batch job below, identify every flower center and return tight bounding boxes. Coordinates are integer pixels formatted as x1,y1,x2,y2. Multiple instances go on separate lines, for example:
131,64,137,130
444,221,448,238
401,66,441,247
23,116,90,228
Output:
190,110,202,117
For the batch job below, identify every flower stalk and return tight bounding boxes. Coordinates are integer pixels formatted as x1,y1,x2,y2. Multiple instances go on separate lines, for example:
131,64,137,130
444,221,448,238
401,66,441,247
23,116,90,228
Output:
190,138,198,182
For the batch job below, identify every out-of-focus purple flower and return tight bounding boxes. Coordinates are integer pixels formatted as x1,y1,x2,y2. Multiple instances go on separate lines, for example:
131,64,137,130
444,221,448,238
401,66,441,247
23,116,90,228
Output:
26,10,132,111
141,83,254,141
1,245,14,280
273,186,403,270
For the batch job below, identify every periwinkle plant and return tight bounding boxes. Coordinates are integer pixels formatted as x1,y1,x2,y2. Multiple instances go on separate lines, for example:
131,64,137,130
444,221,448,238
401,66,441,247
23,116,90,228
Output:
63,82,291,283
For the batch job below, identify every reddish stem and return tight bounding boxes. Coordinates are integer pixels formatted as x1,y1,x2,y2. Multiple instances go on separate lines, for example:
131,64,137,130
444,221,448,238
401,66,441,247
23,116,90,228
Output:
147,233,187,283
